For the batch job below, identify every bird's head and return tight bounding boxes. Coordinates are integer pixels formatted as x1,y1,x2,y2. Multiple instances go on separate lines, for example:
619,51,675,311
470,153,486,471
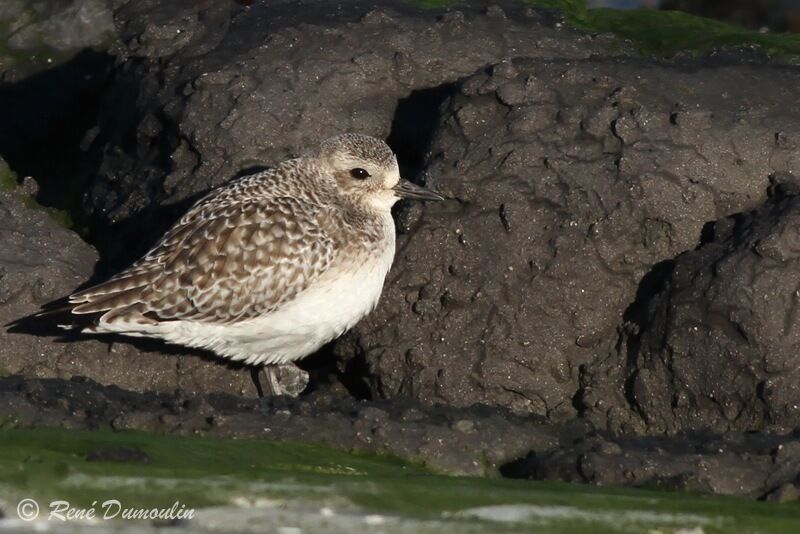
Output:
314,133,443,211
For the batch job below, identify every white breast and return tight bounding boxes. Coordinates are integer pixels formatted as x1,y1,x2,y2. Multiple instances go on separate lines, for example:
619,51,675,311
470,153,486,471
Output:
156,218,396,365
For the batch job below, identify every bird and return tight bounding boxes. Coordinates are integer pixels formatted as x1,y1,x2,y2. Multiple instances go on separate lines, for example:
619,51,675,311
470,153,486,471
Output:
51,134,444,395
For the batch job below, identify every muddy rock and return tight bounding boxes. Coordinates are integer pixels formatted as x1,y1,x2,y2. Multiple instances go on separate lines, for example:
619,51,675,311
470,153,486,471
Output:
0,375,576,476
6,0,800,438
337,56,800,422
0,187,254,395
0,0,115,81
2,0,619,402
502,429,800,500
4,0,113,52
3,374,799,499
83,0,617,265
586,180,800,434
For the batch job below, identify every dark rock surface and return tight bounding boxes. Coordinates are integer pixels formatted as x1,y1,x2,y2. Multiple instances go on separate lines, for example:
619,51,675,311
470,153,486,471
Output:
0,187,255,396
0,375,574,476
340,54,800,425
0,0,115,81
585,179,800,434
502,428,800,500
82,0,618,267
4,0,800,430
2,0,800,503
1,374,798,500
5,0,626,399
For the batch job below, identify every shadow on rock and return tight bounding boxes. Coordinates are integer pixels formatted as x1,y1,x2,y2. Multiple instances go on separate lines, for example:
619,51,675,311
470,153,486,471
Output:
0,49,115,231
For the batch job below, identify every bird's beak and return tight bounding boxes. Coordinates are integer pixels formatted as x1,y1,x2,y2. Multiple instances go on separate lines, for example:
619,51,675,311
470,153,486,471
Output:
392,179,445,201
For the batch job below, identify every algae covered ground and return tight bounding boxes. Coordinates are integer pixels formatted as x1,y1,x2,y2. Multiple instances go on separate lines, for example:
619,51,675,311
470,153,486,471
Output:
414,0,800,61
540,0,800,59
0,429,798,533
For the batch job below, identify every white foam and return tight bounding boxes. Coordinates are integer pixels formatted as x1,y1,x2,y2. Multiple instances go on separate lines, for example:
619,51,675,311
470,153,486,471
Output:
453,503,716,528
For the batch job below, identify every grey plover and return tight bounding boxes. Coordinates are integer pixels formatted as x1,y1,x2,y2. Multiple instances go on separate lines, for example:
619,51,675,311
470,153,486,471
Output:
59,134,443,394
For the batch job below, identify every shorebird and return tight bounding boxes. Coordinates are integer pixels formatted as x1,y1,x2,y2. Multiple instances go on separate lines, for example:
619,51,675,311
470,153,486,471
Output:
54,134,443,395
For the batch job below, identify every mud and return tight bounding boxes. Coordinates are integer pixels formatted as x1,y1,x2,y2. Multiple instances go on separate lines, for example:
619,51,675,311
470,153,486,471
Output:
1,374,798,501
0,0,115,81
0,374,573,477
82,0,617,268
341,54,800,428
3,0,800,503
585,178,800,434
502,427,800,501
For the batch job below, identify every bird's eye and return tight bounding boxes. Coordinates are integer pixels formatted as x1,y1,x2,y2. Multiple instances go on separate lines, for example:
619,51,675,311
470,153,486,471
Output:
350,168,370,180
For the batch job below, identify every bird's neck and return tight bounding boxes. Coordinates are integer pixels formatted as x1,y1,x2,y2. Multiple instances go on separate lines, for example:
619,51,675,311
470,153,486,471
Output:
333,201,394,251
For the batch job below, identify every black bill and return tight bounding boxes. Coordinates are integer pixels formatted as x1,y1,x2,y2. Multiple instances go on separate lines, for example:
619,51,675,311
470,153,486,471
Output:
392,179,445,201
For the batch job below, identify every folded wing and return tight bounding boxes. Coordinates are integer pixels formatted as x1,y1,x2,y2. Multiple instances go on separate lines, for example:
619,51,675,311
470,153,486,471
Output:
68,194,335,327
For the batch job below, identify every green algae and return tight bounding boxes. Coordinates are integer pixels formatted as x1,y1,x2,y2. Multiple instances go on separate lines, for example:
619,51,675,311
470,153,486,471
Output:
0,160,18,191
0,429,422,517
408,1,800,61
538,1,800,59
0,428,798,532
1,158,75,229
20,194,75,228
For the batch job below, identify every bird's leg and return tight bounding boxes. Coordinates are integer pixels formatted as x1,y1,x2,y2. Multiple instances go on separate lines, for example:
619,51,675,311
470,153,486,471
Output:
265,364,282,395
250,365,281,397
250,366,265,398
277,363,310,396
251,364,309,397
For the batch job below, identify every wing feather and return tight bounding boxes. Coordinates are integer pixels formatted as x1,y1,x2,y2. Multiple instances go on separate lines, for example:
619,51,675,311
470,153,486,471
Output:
68,193,335,325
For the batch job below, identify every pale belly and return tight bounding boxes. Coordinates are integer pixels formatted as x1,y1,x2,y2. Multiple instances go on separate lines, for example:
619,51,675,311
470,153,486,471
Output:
154,242,395,365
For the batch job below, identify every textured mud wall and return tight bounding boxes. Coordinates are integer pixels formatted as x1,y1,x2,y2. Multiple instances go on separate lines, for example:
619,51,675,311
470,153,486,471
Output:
4,0,800,437
84,0,615,261
337,56,800,429
587,180,800,433
4,0,618,396
0,0,114,81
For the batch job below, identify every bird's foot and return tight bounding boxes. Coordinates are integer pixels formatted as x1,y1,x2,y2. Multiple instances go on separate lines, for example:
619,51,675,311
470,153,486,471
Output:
252,364,309,397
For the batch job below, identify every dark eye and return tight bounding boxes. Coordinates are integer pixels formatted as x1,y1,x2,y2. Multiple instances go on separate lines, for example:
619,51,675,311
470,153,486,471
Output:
350,168,370,180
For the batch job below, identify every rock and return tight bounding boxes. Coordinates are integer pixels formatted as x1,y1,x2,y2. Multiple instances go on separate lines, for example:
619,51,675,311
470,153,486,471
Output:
502,430,800,499
254,364,310,397
0,0,115,81
5,0,113,52
0,186,254,396
0,374,569,477
765,483,800,503
337,56,800,422
1,0,618,399
82,0,616,266
589,181,800,433
2,373,799,498
7,0,800,433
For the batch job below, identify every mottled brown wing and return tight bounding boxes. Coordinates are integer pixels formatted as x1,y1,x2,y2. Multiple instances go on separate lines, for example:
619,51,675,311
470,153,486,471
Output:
69,196,335,324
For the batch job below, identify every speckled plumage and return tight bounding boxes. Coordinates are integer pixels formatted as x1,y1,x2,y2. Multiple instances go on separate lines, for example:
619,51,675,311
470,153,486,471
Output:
63,134,441,367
